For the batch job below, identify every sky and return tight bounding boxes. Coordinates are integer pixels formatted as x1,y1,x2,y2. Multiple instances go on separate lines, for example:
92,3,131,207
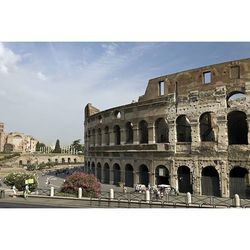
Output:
1,42,250,146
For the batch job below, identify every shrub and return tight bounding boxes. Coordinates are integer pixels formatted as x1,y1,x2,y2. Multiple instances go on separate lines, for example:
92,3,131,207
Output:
61,172,101,197
3,172,38,191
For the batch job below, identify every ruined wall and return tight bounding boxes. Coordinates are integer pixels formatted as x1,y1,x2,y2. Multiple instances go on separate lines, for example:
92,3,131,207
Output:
84,58,250,198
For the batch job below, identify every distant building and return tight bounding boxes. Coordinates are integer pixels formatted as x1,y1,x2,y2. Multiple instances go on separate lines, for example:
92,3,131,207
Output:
0,123,38,153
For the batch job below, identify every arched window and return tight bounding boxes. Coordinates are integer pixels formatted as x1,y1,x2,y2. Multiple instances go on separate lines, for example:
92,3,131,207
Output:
201,166,220,197
125,164,134,187
139,165,149,186
97,163,102,181
155,165,169,185
139,120,148,144
227,91,246,107
113,125,121,145
199,112,216,141
177,166,192,193
228,111,248,145
155,118,169,143
176,115,191,142
113,163,121,185
125,122,133,144
230,167,249,198
104,126,110,145
92,129,96,146
103,163,110,184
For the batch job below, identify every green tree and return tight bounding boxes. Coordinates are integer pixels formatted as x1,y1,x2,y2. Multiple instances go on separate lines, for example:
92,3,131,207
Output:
71,139,84,153
4,172,38,191
53,139,61,153
36,142,46,152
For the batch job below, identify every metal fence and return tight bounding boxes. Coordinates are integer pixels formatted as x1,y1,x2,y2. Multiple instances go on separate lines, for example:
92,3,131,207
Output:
31,188,250,208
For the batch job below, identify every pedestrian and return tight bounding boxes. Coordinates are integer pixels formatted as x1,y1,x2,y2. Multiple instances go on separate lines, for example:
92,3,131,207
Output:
12,185,17,197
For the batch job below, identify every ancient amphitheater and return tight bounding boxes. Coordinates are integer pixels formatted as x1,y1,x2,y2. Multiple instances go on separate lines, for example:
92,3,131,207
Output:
84,58,250,198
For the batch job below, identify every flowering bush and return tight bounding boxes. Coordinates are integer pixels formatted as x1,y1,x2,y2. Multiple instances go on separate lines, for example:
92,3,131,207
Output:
3,172,38,191
61,172,101,197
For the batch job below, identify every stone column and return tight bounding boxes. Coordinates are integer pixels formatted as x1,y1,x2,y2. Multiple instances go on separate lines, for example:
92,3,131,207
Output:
110,130,115,146
134,169,140,185
120,161,125,183
220,160,229,198
168,120,176,153
192,159,201,195
133,124,139,145
110,167,114,185
169,160,177,189
217,116,228,151
190,120,200,152
247,115,250,144
120,128,126,145
148,122,155,144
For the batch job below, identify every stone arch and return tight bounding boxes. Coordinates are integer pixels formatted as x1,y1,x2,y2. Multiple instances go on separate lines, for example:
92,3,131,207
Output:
104,126,110,145
125,164,134,187
177,166,193,193
113,125,121,145
97,162,102,181
139,164,149,186
103,163,110,184
62,158,65,164
139,120,148,144
155,165,170,185
229,166,249,198
155,118,169,143
91,162,95,175
125,122,133,144
227,90,246,107
176,115,191,142
113,163,121,186
201,166,220,197
227,111,248,145
199,112,216,142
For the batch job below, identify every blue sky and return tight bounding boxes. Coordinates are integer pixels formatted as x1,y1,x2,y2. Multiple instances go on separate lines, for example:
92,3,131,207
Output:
1,42,250,146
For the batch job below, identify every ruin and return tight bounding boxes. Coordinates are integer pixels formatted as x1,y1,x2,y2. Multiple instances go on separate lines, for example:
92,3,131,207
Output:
84,58,250,198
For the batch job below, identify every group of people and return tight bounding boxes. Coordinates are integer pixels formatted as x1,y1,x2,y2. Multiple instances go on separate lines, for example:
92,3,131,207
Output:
134,183,179,199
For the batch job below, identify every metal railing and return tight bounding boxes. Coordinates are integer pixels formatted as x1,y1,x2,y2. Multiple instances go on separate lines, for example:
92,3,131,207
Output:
31,187,250,208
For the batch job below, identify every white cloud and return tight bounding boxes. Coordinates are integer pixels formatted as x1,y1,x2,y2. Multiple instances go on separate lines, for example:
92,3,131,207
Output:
0,42,21,75
37,71,47,81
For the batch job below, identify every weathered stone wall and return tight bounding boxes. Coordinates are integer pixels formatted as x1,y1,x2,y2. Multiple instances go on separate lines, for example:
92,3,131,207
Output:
84,58,250,198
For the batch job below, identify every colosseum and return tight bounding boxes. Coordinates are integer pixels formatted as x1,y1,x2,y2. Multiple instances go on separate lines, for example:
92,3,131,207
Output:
84,58,250,198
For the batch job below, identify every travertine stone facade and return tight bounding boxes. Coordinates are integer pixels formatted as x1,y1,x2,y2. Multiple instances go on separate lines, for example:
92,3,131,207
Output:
84,58,250,198
0,124,39,153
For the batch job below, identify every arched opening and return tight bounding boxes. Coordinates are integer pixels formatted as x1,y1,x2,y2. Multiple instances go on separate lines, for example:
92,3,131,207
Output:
139,120,148,144
55,159,58,164
199,112,216,141
114,110,121,119
97,163,102,181
48,159,51,163
103,163,110,184
92,129,96,146
104,126,110,145
155,165,170,185
74,158,77,163
91,162,95,175
178,166,193,193
228,111,248,145
125,164,134,187
68,158,71,163
139,165,149,186
230,167,249,198
201,166,220,197
125,122,133,144
97,128,102,146
176,115,191,142
227,91,246,107
19,160,23,165
113,125,121,145
113,163,121,186
155,118,169,143
62,158,65,164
